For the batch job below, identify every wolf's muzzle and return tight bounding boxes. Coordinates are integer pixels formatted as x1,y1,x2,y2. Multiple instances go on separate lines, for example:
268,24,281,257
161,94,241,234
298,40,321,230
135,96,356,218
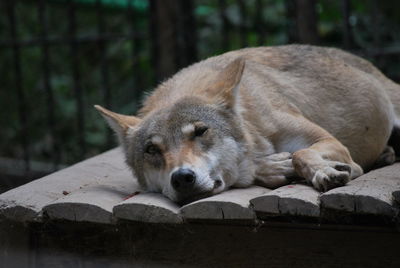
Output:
171,168,196,192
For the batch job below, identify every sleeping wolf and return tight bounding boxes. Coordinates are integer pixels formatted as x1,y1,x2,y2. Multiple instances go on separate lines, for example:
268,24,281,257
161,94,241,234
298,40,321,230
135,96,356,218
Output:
95,45,400,204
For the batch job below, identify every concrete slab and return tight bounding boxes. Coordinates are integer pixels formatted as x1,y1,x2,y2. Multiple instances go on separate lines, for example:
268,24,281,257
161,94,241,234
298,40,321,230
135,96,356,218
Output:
251,184,320,217
113,193,183,224
0,148,132,222
43,175,138,224
180,186,268,221
321,163,400,217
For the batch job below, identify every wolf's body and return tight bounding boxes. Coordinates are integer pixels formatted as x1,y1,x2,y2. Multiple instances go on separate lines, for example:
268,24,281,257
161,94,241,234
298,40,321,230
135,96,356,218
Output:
96,45,400,204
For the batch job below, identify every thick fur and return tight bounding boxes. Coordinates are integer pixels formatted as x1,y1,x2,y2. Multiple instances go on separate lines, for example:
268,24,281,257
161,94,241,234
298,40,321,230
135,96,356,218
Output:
96,45,400,204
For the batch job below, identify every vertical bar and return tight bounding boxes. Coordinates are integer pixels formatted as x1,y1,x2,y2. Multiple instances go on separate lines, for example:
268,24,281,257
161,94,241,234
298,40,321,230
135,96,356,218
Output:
341,0,353,49
96,0,111,109
370,1,381,49
285,0,298,43
149,0,179,83
172,1,181,70
67,0,86,159
294,0,319,45
369,0,383,67
218,0,230,51
255,0,266,45
6,0,30,172
38,0,59,170
178,0,197,67
96,0,112,147
149,0,159,85
127,0,144,98
237,0,248,48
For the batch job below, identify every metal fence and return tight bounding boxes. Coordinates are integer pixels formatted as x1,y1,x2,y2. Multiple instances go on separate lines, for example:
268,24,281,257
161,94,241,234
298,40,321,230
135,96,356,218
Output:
1,0,399,191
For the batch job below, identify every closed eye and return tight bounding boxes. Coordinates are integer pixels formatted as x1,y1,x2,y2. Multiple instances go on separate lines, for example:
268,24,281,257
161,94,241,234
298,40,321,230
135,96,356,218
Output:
194,125,208,137
145,144,161,155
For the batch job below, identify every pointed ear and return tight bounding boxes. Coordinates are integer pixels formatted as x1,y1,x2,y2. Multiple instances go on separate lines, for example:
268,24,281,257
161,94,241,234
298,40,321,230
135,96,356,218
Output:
205,57,245,109
94,105,141,142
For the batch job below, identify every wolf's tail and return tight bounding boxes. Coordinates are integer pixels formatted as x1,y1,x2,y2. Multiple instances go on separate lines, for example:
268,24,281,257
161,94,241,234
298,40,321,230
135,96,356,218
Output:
388,121,400,158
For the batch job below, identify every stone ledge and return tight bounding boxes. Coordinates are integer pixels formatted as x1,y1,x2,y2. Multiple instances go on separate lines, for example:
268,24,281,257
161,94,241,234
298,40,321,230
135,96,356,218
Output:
0,148,399,226
320,163,400,217
113,193,183,224
251,184,320,218
181,186,268,222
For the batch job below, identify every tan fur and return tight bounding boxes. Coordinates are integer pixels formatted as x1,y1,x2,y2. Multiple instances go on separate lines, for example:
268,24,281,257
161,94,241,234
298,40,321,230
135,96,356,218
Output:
163,128,206,170
96,45,400,201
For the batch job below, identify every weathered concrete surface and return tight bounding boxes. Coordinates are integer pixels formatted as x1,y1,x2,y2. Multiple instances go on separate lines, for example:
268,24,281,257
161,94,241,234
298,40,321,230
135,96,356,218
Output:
251,184,320,217
43,183,138,224
42,162,139,224
0,144,399,226
180,186,268,221
321,163,400,217
0,148,131,222
113,193,183,224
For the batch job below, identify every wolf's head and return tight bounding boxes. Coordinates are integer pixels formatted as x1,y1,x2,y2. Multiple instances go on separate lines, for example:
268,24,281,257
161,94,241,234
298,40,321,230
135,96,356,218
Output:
95,58,253,204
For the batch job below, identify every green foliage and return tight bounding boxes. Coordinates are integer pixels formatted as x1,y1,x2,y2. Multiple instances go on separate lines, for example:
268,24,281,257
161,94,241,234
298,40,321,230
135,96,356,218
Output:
0,0,152,165
53,0,148,10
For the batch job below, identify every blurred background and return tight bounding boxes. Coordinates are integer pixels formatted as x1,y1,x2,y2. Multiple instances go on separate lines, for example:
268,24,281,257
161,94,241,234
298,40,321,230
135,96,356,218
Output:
1,0,400,193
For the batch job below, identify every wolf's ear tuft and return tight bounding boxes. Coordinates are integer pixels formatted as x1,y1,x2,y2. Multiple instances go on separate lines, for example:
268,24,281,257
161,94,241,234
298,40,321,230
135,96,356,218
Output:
94,105,141,143
206,57,245,110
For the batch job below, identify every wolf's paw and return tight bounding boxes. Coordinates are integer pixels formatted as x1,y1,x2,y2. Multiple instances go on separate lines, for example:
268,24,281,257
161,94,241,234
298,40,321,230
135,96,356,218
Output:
311,161,351,192
254,152,298,188
374,146,396,169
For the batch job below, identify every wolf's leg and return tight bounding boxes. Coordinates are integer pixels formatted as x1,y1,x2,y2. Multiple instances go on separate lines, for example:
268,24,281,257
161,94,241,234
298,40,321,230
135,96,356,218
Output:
372,146,396,169
276,115,364,192
253,152,298,188
292,137,363,192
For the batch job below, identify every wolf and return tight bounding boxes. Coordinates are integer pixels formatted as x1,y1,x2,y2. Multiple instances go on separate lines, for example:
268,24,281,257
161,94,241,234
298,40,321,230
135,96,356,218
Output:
95,45,400,204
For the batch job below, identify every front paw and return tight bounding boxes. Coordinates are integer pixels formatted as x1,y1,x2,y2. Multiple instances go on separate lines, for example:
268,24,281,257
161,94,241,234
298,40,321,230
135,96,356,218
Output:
254,152,297,188
311,162,351,192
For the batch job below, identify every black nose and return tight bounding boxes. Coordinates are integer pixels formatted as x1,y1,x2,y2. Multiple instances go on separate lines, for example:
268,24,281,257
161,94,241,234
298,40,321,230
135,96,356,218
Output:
171,168,196,192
